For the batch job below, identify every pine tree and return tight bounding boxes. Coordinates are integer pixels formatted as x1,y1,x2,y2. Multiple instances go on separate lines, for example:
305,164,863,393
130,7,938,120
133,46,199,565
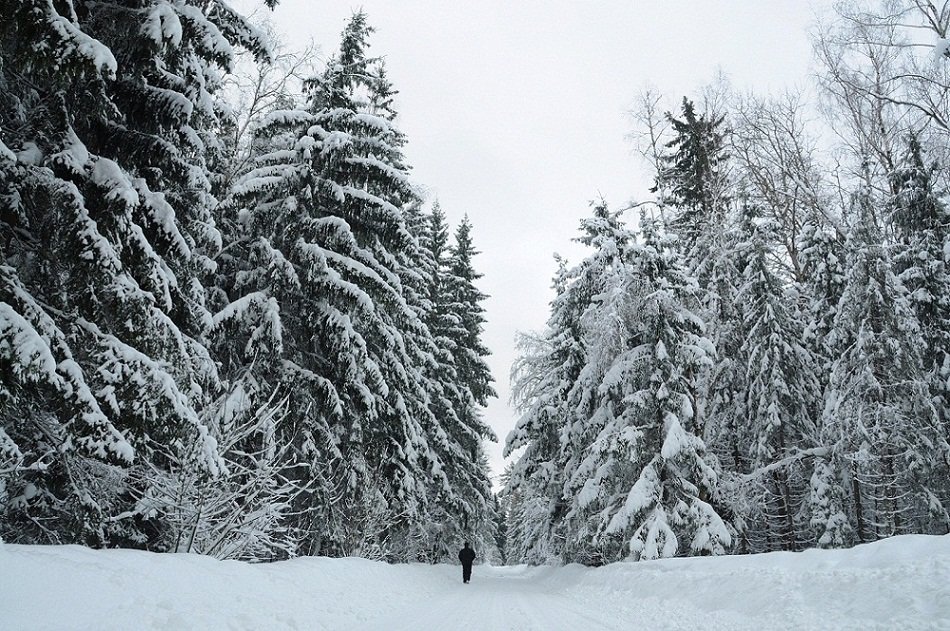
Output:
227,12,414,557
795,213,850,551
506,237,607,563
889,138,950,376
552,203,638,564
437,214,497,555
654,99,736,487
395,200,498,561
800,218,848,373
421,203,461,356
507,204,642,563
222,12,503,560
447,217,497,408
507,205,730,563
698,210,746,485
492,493,509,564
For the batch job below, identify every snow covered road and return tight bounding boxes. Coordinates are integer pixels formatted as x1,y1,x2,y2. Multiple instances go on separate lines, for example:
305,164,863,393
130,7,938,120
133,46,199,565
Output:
3,535,949,630
373,566,621,631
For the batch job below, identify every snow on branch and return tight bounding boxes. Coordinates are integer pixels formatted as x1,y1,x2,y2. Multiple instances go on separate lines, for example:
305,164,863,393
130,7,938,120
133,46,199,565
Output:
739,447,831,482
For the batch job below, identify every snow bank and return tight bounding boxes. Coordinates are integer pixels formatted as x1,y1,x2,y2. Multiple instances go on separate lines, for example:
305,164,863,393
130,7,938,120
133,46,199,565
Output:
1,534,947,630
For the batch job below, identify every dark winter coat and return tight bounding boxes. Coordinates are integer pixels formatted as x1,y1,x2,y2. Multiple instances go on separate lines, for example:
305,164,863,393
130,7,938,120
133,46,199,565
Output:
458,546,476,566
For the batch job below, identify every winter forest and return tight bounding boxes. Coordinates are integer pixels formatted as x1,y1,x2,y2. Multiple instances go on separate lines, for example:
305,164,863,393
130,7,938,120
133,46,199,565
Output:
0,2,498,562
504,1,950,564
3,0,950,572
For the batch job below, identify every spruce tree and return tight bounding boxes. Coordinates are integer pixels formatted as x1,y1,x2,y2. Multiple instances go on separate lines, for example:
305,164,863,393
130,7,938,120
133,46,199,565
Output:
223,12,502,559
439,214,497,555
888,138,950,523
657,97,730,252
800,218,848,373
817,199,946,544
554,203,638,563
508,205,730,563
733,206,820,551
506,242,603,564
565,213,729,562
447,217,497,408
0,0,268,546
229,12,420,556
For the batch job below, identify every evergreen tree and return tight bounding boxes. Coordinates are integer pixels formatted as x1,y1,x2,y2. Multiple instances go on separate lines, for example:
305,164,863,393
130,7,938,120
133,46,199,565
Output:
507,204,643,563
697,211,746,482
796,213,850,551
657,97,730,251
800,218,848,374
402,201,496,561
224,13,498,560
492,493,508,564
227,12,437,557
447,217,497,408
0,0,268,546
507,205,730,563
553,204,638,564
889,138,950,375
506,240,603,564
439,214,497,555
816,199,947,545
562,213,729,562
733,206,820,551
888,138,950,519
654,99,736,486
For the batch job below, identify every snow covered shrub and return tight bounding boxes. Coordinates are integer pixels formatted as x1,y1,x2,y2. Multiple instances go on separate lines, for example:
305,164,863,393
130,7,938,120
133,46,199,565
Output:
132,390,300,561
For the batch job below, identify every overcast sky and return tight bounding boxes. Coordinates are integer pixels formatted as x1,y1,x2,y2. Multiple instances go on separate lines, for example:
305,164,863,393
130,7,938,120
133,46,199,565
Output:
233,0,822,484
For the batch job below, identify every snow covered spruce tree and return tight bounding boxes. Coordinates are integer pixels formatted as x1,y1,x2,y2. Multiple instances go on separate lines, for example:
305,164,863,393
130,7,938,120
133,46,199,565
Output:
646,94,748,551
444,215,499,556
505,206,621,564
407,202,497,561
548,203,641,564
446,217,497,411
224,13,496,560
506,205,731,564
729,205,820,552
563,212,729,562
813,197,949,545
887,138,950,515
0,0,273,547
653,94,741,471
800,218,848,375
656,97,731,274
797,216,850,550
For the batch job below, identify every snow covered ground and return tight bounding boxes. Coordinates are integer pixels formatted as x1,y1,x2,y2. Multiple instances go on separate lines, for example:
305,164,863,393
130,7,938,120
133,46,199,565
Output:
2,534,949,630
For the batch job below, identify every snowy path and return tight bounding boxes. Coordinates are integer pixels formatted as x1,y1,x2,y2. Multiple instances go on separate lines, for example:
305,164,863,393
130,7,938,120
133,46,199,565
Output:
372,566,620,631
3,535,950,630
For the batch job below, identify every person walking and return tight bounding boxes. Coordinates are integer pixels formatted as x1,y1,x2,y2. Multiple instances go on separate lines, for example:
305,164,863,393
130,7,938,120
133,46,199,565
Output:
458,541,476,584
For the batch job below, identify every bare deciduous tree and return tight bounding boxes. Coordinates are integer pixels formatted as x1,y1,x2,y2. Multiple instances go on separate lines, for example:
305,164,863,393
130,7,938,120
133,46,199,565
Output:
732,90,843,279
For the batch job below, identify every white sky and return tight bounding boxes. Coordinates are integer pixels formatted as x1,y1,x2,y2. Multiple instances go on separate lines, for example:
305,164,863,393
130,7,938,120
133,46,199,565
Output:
233,0,822,485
